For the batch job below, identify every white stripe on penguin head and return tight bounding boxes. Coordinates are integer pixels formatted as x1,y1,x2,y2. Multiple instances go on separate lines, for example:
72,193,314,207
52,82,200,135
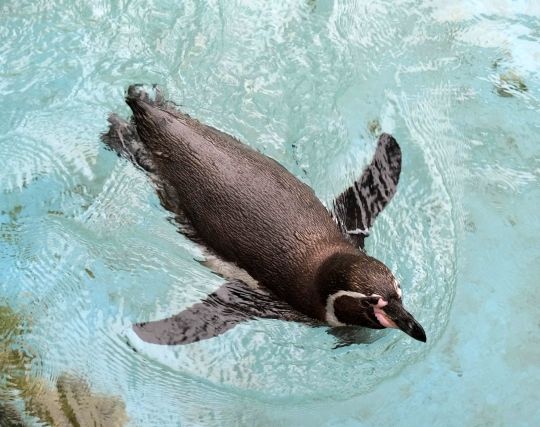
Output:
325,290,382,326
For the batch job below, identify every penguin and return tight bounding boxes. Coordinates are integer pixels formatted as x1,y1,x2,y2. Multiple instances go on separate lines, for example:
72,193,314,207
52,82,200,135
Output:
101,85,426,345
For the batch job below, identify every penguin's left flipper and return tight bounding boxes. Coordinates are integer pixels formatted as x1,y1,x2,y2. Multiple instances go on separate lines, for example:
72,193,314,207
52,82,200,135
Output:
133,280,311,345
333,133,401,249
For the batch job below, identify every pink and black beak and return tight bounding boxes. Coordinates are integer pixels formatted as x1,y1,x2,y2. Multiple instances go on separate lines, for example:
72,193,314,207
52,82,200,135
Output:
374,299,426,342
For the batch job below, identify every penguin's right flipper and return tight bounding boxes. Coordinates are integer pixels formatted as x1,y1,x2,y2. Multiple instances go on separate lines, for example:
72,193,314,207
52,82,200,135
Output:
133,280,311,345
333,133,401,249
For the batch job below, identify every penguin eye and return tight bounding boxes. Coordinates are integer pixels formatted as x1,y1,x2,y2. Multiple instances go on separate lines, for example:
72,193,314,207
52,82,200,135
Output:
360,296,380,307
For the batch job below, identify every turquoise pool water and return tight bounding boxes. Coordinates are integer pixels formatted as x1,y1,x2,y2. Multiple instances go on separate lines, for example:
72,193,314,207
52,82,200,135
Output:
1,0,539,425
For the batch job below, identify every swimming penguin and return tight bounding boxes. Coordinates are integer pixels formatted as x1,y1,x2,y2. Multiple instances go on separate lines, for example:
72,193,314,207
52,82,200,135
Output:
101,85,426,345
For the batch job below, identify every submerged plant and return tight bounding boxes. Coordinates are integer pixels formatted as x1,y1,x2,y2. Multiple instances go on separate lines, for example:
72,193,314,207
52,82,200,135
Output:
495,71,528,97
0,304,127,427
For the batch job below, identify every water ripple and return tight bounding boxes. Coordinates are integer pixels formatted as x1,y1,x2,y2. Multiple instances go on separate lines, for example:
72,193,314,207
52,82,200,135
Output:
2,0,538,424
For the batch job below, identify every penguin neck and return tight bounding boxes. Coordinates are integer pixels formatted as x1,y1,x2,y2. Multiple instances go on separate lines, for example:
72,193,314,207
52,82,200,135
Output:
315,249,368,305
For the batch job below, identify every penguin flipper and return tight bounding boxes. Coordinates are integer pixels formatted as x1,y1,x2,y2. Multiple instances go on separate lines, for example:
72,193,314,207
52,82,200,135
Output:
333,133,401,248
133,280,310,345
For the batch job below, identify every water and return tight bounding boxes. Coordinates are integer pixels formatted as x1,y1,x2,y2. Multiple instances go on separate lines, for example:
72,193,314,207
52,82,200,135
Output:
0,0,538,425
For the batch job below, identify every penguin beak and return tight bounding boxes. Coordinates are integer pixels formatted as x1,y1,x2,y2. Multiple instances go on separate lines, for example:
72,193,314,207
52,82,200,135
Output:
375,300,427,342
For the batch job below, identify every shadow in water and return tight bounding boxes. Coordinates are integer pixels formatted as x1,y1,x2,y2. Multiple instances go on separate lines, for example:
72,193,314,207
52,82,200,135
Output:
327,326,385,349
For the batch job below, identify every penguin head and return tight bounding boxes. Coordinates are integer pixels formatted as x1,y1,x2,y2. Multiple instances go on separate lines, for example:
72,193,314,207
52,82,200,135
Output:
321,253,426,342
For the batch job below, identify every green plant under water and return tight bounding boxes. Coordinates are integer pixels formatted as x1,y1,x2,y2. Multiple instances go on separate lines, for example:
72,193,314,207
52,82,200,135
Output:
0,304,127,427
495,70,528,97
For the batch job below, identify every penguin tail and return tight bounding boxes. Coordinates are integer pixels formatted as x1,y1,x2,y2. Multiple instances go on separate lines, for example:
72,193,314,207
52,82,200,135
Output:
125,83,188,122
102,84,169,167
125,83,181,113
126,83,165,105
102,83,183,176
